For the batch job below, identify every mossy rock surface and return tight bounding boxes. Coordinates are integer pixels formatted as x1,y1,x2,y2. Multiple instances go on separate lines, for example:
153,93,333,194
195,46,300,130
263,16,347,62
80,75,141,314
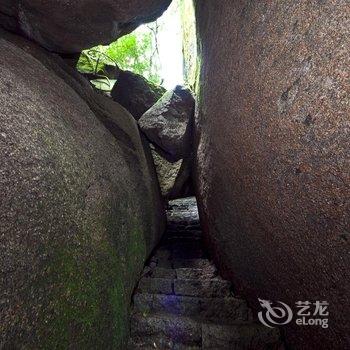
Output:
0,32,165,349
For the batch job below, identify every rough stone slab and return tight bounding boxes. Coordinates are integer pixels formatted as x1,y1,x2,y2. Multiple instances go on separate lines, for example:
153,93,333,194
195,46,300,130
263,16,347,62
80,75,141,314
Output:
133,294,202,316
173,259,214,269
133,294,253,323
174,279,231,297
137,277,173,295
148,267,176,279
176,266,217,280
131,313,201,346
202,323,281,350
129,336,200,350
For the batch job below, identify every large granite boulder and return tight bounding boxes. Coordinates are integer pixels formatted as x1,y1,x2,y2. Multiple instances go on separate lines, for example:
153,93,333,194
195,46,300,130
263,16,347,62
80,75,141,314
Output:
0,0,171,53
194,1,349,349
111,70,166,120
0,30,165,349
139,86,195,162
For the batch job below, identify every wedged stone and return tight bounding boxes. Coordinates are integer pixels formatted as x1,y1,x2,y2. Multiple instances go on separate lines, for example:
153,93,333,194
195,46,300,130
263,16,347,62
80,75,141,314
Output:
133,294,253,323
151,147,193,199
174,279,231,298
131,313,201,346
0,0,171,53
139,86,195,162
111,70,166,120
201,323,281,350
137,277,173,295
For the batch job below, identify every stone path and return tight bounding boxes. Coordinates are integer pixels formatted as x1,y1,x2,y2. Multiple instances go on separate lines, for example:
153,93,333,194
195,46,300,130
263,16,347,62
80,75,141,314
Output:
128,197,283,349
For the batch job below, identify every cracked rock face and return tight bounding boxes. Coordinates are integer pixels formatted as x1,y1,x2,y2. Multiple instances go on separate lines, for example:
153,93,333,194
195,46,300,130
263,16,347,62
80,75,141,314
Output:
0,0,171,53
139,86,195,162
194,1,349,349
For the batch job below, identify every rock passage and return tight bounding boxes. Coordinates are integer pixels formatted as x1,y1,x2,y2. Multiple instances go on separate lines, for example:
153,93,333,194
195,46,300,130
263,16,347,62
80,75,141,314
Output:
128,198,283,349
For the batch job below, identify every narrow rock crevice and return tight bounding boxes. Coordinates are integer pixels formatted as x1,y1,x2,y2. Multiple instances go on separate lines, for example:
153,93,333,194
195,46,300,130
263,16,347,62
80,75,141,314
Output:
128,197,283,349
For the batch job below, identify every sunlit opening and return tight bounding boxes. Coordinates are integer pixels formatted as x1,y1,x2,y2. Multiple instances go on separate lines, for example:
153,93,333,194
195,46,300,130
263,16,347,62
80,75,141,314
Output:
77,0,196,92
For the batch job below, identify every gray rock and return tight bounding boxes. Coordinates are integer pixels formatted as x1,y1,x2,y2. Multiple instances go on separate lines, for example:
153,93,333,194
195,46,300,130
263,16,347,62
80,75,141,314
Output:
0,30,165,349
0,0,171,53
111,70,166,120
139,86,195,162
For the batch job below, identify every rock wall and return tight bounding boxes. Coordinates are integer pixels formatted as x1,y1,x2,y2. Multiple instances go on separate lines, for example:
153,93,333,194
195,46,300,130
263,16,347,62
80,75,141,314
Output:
0,30,165,349
0,0,171,53
194,1,349,349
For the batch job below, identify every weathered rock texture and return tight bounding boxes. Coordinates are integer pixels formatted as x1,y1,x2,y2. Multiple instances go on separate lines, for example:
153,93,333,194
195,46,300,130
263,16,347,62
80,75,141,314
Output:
111,70,166,120
0,0,171,53
139,86,195,162
194,1,350,349
0,30,165,349
151,146,193,199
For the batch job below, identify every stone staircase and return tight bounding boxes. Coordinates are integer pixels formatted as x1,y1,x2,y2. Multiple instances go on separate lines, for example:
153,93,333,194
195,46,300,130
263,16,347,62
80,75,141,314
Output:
128,197,283,349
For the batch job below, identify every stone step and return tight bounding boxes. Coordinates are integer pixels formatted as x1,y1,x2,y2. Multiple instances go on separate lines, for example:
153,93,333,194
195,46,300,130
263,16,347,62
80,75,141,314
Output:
145,267,176,279
129,336,200,350
144,266,217,280
137,277,173,295
167,224,201,232
138,277,231,298
176,266,217,280
174,278,231,297
148,247,172,268
173,259,214,269
133,293,253,323
131,312,281,350
131,313,201,346
164,230,203,240
201,323,282,350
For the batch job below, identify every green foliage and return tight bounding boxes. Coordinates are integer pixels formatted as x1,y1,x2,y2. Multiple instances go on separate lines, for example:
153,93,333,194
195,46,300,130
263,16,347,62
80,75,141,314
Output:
77,25,162,91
